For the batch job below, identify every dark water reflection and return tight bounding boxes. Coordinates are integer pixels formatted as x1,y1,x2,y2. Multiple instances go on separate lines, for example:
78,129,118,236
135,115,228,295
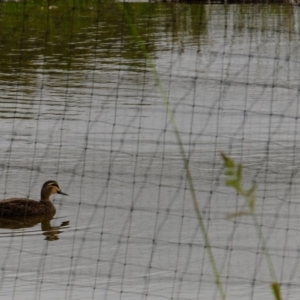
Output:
0,2,295,97
0,1,299,300
0,215,69,241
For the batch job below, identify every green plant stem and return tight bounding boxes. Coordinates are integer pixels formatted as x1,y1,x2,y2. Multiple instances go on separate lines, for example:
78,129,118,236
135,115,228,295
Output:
251,214,277,282
252,215,281,300
120,5,226,300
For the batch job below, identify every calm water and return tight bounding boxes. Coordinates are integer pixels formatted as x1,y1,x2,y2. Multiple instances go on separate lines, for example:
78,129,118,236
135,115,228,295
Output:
0,2,300,300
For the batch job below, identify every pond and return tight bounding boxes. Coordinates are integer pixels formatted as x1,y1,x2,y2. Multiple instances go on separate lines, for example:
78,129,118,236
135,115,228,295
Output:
0,1,300,299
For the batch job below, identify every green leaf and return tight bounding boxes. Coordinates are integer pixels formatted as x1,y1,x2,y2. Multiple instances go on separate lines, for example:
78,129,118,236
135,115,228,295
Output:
226,179,239,190
227,210,252,219
224,170,235,176
221,152,235,168
237,164,243,181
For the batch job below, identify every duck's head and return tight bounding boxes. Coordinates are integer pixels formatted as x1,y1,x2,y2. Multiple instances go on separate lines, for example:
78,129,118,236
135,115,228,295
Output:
41,180,68,200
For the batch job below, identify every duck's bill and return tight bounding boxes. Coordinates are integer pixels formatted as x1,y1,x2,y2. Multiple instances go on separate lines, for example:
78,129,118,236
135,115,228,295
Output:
58,191,69,196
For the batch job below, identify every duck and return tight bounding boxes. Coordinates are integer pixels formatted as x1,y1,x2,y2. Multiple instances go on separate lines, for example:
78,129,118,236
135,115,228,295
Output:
0,180,68,217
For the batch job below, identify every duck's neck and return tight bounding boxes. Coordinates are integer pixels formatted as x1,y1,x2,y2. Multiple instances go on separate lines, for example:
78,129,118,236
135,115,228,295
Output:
40,195,56,213
40,191,56,214
40,190,53,204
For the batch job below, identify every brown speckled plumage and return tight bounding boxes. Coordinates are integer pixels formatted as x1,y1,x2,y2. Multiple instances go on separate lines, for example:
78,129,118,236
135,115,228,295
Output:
0,180,68,217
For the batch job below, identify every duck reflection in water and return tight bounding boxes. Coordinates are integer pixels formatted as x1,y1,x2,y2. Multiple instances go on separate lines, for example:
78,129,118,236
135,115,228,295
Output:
0,181,69,241
0,214,69,241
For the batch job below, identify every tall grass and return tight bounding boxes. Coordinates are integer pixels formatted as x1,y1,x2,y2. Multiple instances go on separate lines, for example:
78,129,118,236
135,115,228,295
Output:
118,3,228,300
119,3,283,300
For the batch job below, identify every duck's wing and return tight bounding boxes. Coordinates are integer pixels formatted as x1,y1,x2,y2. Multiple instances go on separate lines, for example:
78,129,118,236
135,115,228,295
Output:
0,198,36,204
0,199,41,216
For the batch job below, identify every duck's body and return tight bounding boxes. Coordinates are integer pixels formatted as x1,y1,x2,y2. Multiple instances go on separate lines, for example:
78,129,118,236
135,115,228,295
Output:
0,198,56,216
0,181,68,217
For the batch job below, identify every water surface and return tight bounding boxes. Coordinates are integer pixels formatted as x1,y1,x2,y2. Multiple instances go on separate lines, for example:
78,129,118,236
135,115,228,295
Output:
0,2,300,300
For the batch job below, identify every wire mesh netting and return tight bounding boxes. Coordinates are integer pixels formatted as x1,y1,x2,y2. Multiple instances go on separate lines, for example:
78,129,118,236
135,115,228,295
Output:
0,1,300,300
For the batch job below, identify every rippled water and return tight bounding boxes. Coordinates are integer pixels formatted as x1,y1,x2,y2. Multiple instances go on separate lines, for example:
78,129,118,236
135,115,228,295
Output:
0,2,300,300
